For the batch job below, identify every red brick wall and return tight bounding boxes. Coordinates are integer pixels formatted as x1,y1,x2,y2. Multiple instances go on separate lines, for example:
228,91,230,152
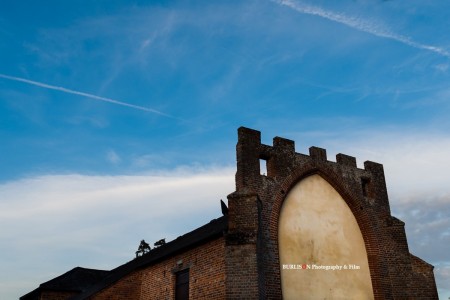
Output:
90,237,226,300
410,254,439,298
225,190,260,299
225,244,259,299
89,271,142,300
139,237,226,300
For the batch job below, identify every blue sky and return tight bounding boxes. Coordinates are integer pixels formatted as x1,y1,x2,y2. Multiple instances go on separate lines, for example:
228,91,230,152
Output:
1,0,449,298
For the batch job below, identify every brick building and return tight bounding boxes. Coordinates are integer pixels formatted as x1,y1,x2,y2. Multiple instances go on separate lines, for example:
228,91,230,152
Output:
21,127,438,299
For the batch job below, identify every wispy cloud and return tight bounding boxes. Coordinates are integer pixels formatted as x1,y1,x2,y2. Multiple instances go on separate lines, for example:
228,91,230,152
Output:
0,73,177,119
307,129,450,198
0,167,235,299
106,149,121,164
274,0,450,58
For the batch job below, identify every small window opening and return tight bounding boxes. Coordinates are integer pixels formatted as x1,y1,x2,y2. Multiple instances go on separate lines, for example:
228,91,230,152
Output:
260,159,267,176
175,269,189,300
361,178,370,197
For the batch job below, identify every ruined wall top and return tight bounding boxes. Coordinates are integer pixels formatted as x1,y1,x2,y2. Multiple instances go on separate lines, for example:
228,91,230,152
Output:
235,126,389,213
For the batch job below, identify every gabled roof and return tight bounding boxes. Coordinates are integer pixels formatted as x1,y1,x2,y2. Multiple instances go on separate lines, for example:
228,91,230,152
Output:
20,267,109,300
71,215,227,300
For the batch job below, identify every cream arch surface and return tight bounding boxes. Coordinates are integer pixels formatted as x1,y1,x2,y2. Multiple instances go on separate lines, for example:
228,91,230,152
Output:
278,174,374,300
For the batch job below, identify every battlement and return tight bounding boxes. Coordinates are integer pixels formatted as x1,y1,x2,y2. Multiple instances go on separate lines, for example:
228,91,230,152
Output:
237,126,384,174
229,127,439,299
237,126,385,171
234,127,390,214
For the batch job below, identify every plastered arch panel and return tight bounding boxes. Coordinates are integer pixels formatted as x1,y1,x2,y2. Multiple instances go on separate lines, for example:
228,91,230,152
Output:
278,174,374,299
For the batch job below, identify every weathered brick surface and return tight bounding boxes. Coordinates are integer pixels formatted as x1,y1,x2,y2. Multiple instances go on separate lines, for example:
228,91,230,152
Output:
89,271,142,300
225,244,259,299
225,190,260,299
410,254,439,299
90,237,225,300
230,126,438,299
139,237,226,300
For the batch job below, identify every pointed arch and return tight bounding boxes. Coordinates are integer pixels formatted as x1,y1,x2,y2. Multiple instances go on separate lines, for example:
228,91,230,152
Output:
268,163,384,299
278,174,373,298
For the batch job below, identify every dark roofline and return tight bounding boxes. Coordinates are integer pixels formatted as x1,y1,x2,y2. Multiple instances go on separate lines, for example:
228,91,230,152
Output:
20,267,109,300
20,287,40,300
41,267,109,290
71,216,228,300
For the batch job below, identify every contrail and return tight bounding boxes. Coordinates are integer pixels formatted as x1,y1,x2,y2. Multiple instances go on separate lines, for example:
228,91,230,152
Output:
0,73,176,118
275,0,450,58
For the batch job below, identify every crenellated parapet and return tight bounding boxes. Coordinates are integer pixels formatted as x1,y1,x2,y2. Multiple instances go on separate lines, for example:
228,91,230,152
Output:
234,126,391,214
226,126,438,300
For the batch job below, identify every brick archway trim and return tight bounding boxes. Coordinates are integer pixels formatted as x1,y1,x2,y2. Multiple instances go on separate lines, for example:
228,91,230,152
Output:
268,162,384,300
